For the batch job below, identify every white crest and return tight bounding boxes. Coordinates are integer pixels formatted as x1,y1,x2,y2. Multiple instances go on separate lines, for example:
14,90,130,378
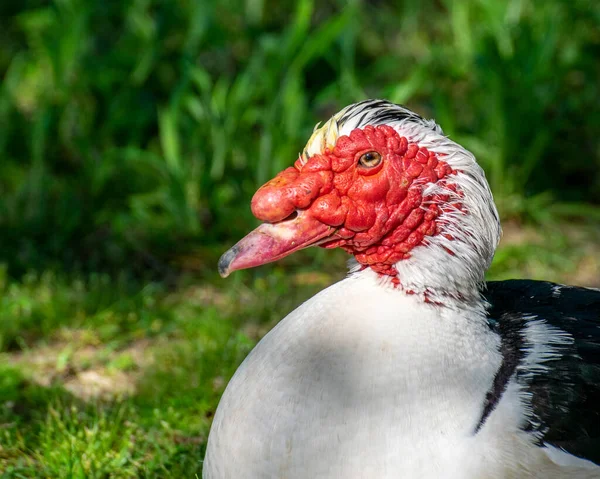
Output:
300,116,341,165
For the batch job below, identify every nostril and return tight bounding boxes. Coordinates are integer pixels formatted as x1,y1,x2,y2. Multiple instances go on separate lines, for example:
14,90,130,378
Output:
282,211,299,222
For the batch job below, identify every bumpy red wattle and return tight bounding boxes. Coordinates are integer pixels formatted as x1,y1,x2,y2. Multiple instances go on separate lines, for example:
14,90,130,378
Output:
251,165,332,223
251,124,456,276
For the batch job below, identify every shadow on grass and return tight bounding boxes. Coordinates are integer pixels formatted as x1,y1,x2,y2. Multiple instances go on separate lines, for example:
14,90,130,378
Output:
0,362,212,478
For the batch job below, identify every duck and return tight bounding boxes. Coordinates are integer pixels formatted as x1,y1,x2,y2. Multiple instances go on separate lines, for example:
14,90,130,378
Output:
203,100,600,478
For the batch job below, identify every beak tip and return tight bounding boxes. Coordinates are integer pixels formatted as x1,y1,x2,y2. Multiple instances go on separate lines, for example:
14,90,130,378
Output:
218,245,240,278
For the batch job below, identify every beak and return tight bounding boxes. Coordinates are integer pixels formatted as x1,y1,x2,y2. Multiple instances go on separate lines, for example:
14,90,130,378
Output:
218,211,333,277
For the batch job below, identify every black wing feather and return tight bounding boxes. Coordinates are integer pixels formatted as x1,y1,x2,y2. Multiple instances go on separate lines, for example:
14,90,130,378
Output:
483,279,600,464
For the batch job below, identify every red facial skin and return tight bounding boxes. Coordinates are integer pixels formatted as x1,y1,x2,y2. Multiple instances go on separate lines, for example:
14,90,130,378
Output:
218,124,457,278
249,125,455,276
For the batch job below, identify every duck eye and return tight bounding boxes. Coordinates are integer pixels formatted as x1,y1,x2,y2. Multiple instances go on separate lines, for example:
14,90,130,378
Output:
358,151,382,168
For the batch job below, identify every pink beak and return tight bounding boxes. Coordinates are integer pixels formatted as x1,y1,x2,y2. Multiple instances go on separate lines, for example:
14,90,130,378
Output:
218,211,333,277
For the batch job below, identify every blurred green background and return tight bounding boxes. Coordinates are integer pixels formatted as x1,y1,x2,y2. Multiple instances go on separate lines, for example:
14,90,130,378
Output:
1,0,599,476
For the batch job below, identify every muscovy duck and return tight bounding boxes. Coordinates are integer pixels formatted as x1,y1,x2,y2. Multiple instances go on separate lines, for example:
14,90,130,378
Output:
204,100,600,478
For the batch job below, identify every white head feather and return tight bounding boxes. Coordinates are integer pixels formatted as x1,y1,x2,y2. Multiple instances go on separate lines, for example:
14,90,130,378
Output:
305,100,502,298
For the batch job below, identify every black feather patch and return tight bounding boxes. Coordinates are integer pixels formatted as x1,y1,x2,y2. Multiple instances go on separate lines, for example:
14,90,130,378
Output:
475,312,527,433
337,99,431,130
482,280,600,464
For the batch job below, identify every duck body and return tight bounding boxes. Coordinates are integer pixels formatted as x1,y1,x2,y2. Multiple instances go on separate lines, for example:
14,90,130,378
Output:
203,100,600,478
203,271,599,478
